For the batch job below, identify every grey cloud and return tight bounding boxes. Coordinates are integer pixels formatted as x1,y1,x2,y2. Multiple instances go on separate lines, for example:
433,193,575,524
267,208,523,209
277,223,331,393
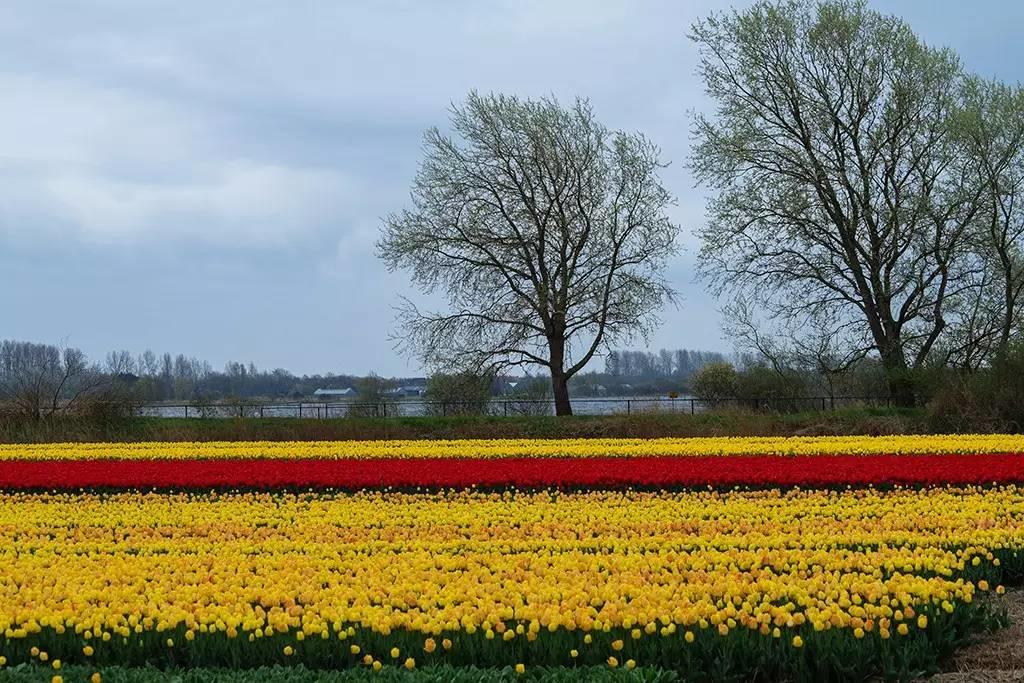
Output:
1,0,1021,374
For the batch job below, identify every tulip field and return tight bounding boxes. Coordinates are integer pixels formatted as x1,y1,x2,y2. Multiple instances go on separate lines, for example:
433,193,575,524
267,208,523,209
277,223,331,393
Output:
1,436,1023,681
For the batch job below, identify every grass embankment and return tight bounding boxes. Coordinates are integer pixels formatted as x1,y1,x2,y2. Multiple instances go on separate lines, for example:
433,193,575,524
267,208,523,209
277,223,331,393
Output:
0,407,928,443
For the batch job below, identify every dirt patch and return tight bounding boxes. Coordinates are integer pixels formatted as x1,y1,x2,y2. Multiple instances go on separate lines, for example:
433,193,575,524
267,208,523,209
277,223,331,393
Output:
927,589,1024,681
930,675,1024,682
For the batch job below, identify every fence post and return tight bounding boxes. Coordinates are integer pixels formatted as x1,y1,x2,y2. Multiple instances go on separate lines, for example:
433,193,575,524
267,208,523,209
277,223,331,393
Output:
299,403,303,418
184,404,188,419
504,401,508,417
382,402,387,418
260,405,264,418
690,399,695,415
627,400,631,415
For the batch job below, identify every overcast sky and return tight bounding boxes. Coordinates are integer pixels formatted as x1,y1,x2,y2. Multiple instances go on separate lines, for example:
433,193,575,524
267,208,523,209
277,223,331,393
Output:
2,1,1023,376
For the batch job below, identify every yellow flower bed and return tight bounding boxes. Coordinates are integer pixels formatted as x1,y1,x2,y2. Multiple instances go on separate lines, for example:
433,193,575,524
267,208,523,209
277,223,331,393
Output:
4,433,1024,460
0,487,1014,650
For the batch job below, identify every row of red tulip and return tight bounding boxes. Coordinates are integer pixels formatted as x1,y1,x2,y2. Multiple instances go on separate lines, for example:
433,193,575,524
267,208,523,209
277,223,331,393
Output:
2,453,1023,489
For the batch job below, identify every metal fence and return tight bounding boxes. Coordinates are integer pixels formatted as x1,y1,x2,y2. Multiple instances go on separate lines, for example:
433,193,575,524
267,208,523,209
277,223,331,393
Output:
132,395,893,419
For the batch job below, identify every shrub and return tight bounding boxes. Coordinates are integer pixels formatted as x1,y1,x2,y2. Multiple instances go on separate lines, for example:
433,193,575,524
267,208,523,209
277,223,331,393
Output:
503,377,553,417
424,372,495,416
927,342,1024,431
347,375,395,418
690,362,738,406
734,365,807,408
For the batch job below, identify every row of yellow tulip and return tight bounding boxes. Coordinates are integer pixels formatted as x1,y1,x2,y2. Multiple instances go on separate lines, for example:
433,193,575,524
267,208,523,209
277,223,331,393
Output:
0,487,1016,674
5,434,1024,460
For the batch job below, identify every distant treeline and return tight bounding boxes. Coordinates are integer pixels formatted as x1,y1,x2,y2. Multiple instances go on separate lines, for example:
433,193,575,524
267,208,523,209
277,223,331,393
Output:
113,347,727,401
102,350,428,402
604,349,728,380
544,349,727,397
1,341,730,415
13,336,1024,434
1,340,730,416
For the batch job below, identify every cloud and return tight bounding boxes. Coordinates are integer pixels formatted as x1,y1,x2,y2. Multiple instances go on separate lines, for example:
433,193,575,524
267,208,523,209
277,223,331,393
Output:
0,74,207,169
42,161,354,246
0,73,355,247
4,0,1012,374
0,0,712,253
0,0,750,373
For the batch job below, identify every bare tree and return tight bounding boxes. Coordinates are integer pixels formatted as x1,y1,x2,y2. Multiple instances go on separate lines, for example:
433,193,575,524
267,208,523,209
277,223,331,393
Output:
378,92,680,415
138,349,159,377
105,350,137,376
0,340,107,420
424,371,495,416
724,298,868,402
952,78,1024,364
690,0,985,405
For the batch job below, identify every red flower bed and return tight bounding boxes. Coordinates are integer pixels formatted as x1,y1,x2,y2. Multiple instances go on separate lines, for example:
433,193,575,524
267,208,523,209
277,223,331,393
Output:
2,453,1024,489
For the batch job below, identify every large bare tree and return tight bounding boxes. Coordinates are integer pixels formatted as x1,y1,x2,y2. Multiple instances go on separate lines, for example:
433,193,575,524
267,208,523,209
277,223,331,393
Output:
946,78,1024,367
691,0,986,405
378,92,680,415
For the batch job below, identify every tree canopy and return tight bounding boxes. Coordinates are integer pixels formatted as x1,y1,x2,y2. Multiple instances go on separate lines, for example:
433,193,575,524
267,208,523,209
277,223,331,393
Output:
691,0,1024,404
379,92,680,415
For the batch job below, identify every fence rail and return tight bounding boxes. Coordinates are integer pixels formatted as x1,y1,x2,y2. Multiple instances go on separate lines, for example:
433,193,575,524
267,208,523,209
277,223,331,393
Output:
129,395,893,419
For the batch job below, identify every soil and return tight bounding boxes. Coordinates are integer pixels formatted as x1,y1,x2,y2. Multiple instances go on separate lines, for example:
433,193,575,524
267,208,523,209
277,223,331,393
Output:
927,589,1024,682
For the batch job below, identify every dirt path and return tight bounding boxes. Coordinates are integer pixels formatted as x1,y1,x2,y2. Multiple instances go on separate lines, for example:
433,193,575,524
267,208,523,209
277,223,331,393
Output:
927,590,1024,682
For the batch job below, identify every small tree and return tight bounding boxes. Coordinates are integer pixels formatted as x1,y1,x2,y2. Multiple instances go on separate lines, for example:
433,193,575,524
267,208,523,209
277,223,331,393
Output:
348,374,394,418
505,376,554,417
690,362,738,407
723,297,866,403
0,340,105,420
735,365,807,410
425,372,495,416
379,92,680,415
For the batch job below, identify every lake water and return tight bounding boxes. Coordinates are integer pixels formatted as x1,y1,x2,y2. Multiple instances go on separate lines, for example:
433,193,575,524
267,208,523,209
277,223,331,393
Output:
136,395,700,419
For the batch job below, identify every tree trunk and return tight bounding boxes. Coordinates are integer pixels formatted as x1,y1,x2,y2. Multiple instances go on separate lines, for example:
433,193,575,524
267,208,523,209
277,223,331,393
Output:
550,370,572,416
887,373,915,408
881,347,915,408
547,333,573,416
1001,276,1015,352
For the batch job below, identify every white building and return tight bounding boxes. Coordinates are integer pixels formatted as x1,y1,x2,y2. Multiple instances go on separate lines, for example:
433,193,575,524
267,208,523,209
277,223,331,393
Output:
312,388,356,398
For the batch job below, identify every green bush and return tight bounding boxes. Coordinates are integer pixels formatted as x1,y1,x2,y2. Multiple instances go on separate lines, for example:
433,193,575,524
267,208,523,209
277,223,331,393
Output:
690,362,738,405
928,342,1024,431
424,372,495,416
346,375,395,418
504,377,553,417
733,365,807,409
